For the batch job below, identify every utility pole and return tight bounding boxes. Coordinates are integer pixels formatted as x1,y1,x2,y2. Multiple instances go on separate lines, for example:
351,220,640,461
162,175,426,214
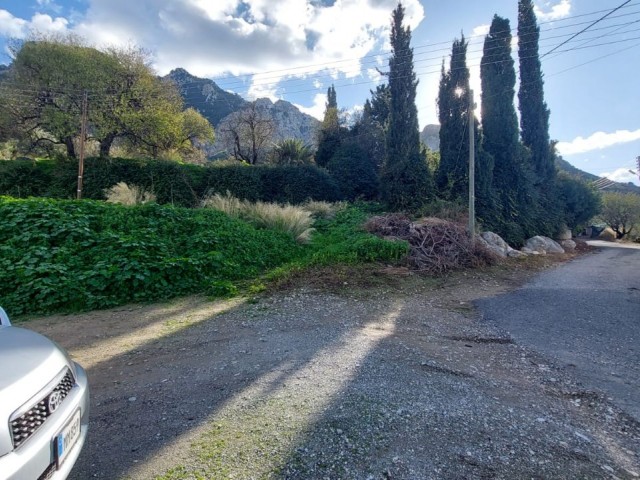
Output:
77,90,88,200
468,89,475,238
636,156,640,183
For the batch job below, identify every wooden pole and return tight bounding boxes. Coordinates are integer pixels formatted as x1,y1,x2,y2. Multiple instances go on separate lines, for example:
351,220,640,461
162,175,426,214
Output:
77,90,88,200
468,89,475,238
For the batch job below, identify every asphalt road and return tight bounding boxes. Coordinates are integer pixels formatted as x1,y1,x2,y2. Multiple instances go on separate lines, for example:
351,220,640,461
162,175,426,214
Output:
476,241,640,421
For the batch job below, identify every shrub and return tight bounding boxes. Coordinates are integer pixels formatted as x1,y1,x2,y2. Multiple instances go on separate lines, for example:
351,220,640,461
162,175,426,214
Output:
201,192,315,243
302,200,347,219
269,139,314,166
0,197,304,315
308,207,408,265
201,191,245,217
0,157,343,206
0,158,54,198
326,144,379,201
246,202,315,243
257,165,341,204
105,182,157,205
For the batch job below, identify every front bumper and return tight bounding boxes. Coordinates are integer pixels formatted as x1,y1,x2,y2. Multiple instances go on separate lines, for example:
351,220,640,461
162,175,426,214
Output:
0,362,89,480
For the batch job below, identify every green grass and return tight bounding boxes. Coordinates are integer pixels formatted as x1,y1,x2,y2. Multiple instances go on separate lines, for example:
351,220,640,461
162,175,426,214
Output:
0,198,407,317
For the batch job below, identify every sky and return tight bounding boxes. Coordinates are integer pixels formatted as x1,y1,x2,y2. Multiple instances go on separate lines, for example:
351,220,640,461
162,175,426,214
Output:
0,0,639,185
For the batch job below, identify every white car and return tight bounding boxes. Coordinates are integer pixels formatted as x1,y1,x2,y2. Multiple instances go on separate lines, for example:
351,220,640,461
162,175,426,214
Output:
0,307,89,480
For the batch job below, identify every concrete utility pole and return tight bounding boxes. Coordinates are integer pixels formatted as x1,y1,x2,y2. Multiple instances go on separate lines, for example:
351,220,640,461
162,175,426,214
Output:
468,89,475,238
636,156,640,183
77,91,88,200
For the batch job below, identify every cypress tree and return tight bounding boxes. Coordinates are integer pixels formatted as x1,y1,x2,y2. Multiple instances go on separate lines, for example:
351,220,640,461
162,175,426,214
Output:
436,36,470,200
315,84,343,167
481,15,536,245
381,2,433,211
436,36,497,227
518,0,554,185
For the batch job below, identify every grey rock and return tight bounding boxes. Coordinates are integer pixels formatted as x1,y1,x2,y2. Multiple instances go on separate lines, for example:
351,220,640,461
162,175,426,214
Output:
508,249,528,258
524,236,565,254
560,240,576,251
480,232,513,258
556,226,573,241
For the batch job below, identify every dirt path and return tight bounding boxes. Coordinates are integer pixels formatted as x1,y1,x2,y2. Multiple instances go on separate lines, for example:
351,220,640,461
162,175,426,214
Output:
26,259,640,479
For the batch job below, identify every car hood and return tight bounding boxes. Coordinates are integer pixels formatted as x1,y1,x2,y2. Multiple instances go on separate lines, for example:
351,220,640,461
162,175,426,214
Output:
0,325,72,455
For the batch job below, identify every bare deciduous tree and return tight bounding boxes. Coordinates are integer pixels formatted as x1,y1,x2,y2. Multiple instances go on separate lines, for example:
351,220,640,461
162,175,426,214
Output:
219,101,274,164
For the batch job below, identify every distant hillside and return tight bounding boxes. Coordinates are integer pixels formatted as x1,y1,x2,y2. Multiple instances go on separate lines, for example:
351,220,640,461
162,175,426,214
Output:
556,157,640,194
164,68,320,155
419,123,639,194
165,68,248,127
419,124,440,151
0,64,9,80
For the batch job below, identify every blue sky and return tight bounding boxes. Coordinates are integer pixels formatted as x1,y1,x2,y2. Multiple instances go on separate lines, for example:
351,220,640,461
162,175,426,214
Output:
1,0,639,185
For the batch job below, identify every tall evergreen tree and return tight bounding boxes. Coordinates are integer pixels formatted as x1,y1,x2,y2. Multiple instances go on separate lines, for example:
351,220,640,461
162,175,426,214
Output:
518,0,554,185
436,36,497,226
315,84,343,167
326,84,337,110
481,15,536,245
381,2,433,211
518,0,564,237
436,36,471,200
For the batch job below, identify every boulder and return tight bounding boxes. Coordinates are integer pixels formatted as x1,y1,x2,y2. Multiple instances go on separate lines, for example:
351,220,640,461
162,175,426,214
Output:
560,240,576,251
556,226,573,241
507,249,528,258
479,232,513,258
524,236,565,254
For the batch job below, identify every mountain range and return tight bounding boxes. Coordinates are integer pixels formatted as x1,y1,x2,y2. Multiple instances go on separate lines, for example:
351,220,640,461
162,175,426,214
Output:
164,68,320,156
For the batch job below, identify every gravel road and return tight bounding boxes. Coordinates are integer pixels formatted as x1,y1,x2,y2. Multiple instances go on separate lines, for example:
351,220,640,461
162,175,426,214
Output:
27,260,640,479
476,241,640,423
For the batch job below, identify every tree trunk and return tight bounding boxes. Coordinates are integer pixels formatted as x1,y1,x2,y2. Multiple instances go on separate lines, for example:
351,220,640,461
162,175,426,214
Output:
99,133,116,157
64,137,77,159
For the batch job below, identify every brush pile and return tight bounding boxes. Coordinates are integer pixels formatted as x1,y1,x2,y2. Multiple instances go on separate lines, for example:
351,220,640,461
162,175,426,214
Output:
364,214,498,275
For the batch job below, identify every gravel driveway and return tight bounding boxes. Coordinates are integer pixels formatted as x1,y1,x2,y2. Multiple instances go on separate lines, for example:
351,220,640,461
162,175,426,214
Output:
476,241,640,422
28,260,640,479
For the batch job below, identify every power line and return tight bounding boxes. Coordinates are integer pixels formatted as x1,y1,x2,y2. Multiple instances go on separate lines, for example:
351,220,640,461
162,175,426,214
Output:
2,6,640,100
541,0,633,58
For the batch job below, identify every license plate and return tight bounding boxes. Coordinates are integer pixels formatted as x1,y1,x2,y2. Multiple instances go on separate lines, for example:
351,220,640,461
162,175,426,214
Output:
55,409,81,468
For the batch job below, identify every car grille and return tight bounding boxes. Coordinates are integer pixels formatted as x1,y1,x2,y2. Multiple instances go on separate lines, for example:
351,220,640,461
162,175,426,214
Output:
10,369,75,449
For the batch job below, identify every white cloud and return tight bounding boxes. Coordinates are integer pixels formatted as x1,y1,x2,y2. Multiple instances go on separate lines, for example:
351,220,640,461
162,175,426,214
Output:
247,72,281,102
0,9,68,39
556,129,640,156
472,24,490,37
68,0,424,83
367,68,382,83
534,0,572,22
600,168,639,185
294,93,327,121
0,10,28,38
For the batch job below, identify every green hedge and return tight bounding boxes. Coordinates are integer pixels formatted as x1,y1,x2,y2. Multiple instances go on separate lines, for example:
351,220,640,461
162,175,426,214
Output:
0,157,342,206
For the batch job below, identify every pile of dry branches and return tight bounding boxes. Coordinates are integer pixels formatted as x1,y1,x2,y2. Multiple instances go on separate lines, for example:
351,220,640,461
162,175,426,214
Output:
364,214,498,275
